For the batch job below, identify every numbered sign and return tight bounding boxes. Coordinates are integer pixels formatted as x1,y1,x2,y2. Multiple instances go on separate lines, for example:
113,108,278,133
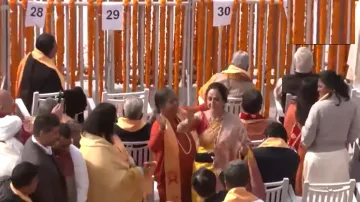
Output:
25,1,47,28
102,2,123,30
213,0,233,27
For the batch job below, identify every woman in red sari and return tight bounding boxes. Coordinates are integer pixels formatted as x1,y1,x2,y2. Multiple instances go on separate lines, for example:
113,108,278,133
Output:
285,76,319,195
148,88,197,202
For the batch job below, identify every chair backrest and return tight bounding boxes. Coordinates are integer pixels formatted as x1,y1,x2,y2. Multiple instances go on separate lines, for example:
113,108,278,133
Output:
351,88,360,103
225,97,242,115
31,92,60,116
302,179,356,202
102,89,150,120
15,98,31,118
123,141,150,166
284,93,297,113
264,178,290,202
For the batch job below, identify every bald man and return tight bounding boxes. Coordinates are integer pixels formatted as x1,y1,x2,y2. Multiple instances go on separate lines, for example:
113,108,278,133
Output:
0,89,32,144
0,90,14,115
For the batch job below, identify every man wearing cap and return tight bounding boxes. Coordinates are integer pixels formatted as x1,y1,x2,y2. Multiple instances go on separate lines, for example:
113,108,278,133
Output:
273,47,317,111
198,51,255,104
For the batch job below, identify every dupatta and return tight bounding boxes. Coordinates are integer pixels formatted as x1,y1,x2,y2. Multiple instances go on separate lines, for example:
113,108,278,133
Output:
162,109,198,202
15,48,65,97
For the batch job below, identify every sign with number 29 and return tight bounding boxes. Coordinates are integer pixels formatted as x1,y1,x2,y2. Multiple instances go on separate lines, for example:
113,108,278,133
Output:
25,1,47,28
102,2,123,30
213,0,233,27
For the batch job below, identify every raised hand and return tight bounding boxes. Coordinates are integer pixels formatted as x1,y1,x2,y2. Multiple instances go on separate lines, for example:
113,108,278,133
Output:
51,103,64,120
156,114,166,131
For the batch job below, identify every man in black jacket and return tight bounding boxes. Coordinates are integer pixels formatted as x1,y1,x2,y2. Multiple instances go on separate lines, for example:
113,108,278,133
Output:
0,162,39,202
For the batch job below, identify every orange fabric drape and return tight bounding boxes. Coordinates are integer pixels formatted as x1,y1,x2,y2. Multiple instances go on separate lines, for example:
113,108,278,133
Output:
204,0,214,82
227,0,238,63
239,0,248,51
279,0,286,78
87,0,94,97
173,0,182,95
122,0,129,91
10,0,19,96
144,0,151,88
255,0,265,89
55,0,64,72
69,0,76,88
292,0,304,44
195,0,205,100
318,0,326,44
327,45,337,71
97,0,104,100
131,0,138,91
263,0,274,118
45,0,54,33
22,0,34,54
158,0,166,89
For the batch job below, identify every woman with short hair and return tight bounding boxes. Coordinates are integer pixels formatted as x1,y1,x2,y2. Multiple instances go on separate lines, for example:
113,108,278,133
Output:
302,70,360,183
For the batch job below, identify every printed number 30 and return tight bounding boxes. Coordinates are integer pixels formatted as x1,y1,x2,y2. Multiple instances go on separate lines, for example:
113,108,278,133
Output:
106,10,120,20
217,6,231,17
30,7,43,17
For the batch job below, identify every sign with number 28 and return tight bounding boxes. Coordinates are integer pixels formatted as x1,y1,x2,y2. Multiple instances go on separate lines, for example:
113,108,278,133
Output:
25,1,47,28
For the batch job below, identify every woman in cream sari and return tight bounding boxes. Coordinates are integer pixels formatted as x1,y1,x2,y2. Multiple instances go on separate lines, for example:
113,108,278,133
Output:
80,103,154,202
178,82,265,202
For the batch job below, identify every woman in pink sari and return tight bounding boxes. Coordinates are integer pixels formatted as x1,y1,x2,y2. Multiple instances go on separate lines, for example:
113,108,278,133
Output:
178,82,265,202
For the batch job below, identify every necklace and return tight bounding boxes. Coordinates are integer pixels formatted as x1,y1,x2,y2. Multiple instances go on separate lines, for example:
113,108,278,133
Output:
176,132,193,155
175,117,192,155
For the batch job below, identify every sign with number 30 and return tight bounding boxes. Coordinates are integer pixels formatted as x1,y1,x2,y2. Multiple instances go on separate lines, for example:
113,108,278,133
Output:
102,2,123,30
213,0,233,27
25,1,47,28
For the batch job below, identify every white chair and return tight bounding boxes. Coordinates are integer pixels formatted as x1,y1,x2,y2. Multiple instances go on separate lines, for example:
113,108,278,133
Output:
264,178,290,202
355,182,360,202
351,88,360,101
31,92,61,115
15,98,31,118
123,141,151,166
285,93,297,114
302,179,356,202
225,97,242,115
86,98,96,112
250,139,264,148
275,99,284,122
102,89,151,120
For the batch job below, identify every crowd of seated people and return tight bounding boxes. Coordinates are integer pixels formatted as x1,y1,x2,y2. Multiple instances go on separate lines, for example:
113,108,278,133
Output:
0,44,359,202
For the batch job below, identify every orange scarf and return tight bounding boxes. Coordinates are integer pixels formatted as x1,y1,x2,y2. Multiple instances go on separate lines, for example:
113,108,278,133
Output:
116,117,146,132
162,110,198,202
198,65,251,100
224,187,259,202
258,137,289,148
15,48,65,97
10,183,32,202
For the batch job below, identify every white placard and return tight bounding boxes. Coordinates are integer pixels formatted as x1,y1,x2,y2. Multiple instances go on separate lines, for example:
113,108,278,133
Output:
102,2,123,31
213,0,233,27
25,1,47,28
